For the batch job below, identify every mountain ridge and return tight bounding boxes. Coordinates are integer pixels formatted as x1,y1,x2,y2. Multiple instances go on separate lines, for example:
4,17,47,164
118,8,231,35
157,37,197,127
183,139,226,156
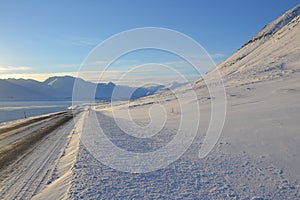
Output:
190,4,300,89
0,76,181,101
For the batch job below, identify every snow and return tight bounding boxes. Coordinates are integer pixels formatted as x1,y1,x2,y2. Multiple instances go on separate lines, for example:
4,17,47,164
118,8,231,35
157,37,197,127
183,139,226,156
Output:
33,113,85,200
46,78,57,86
248,4,300,45
0,112,77,199
65,5,300,198
65,72,300,199
208,4,300,88
0,4,300,200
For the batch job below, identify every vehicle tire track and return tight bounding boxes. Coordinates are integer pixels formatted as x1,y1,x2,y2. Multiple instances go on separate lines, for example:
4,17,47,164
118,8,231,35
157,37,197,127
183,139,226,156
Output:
0,115,77,199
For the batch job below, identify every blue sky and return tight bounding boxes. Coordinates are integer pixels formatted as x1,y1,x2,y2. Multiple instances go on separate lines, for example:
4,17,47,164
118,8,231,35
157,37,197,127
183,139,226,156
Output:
0,0,298,84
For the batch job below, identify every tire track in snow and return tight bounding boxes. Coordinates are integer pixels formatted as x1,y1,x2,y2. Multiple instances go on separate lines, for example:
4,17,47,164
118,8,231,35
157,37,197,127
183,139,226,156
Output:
0,114,77,199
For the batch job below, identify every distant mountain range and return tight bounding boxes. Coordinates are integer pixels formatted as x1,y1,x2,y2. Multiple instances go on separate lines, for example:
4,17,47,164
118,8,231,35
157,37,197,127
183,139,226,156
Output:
0,76,187,101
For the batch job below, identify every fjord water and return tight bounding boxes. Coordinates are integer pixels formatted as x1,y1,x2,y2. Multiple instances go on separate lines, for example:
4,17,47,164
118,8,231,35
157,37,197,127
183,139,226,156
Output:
0,101,72,124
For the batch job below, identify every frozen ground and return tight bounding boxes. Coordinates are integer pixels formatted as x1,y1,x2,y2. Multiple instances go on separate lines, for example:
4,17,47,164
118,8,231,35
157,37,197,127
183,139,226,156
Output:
0,4,299,200
67,74,300,199
67,6,300,199
2,76,299,199
0,112,80,199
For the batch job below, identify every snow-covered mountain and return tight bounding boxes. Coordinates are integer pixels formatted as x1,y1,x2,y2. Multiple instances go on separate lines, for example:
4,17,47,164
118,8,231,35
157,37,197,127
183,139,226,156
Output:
156,81,189,94
44,76,95,99
111,6,300,197
0,78,65,101
193,4,300,88
0,76,165,101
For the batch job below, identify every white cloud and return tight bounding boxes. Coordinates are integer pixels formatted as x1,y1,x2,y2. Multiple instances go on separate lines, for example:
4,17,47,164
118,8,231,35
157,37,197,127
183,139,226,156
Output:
0,58,209,86
0,66,32,73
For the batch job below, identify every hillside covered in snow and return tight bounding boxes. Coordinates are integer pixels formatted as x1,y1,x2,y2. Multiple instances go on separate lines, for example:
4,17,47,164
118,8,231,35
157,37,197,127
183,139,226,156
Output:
191,4,300,88
0,4,300,200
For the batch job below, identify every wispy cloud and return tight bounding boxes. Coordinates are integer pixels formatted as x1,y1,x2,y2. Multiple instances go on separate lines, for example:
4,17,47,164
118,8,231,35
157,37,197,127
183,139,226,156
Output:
68,36,102,46
0,66,32,74
0,58,210,86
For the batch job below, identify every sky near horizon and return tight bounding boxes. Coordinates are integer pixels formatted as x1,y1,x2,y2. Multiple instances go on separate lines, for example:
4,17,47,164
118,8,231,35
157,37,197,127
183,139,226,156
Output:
0,0,299,85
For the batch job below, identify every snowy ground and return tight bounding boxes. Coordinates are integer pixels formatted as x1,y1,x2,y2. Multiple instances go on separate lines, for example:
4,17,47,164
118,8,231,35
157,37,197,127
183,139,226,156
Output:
0,62,300,199
66,74,300,199
0,112,80,199
0,76,299,199
0,5,299,200
0,71,299,200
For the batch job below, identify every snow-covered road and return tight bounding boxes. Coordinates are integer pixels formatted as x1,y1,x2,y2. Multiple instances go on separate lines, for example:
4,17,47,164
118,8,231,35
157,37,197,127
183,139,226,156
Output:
0,112,80,199
0,112,68,147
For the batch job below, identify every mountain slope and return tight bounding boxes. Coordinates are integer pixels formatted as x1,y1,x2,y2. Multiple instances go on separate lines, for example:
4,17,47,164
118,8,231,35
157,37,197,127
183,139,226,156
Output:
0,80,39,101
194,4,300,88
44,76,96,100
113,5,300,197
5,79,63,100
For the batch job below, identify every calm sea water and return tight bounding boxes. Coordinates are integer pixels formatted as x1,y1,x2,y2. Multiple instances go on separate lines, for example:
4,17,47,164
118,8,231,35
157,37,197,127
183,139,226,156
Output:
0,101,72,124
